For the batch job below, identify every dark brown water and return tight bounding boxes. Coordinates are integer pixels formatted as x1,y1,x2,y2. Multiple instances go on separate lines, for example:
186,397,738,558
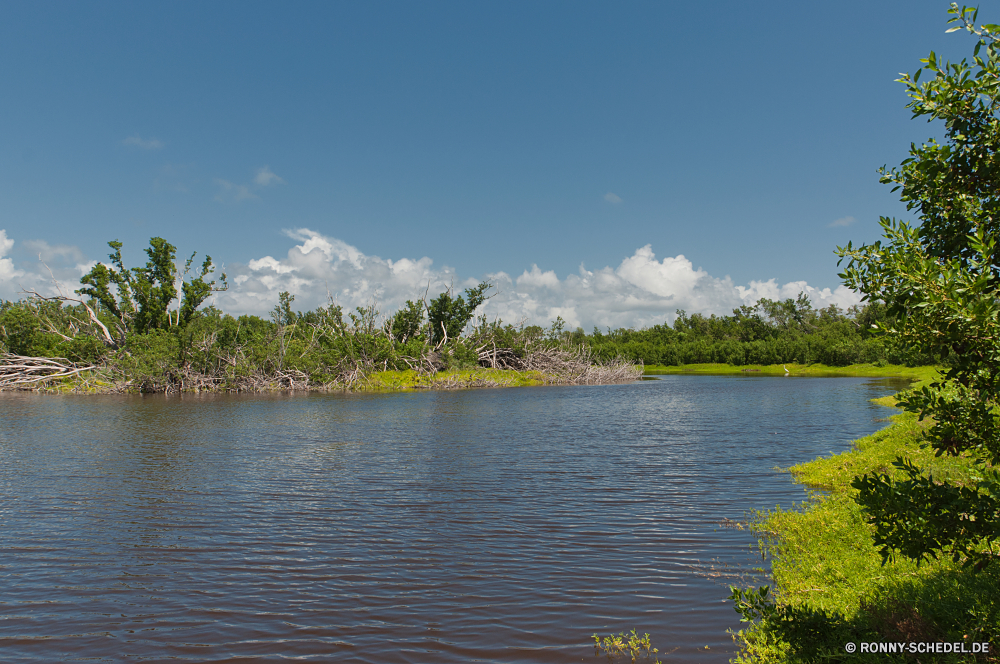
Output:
0,376,906,663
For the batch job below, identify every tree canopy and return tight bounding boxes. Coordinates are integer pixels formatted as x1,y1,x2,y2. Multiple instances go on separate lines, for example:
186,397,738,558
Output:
837,3,1000,570
78,237,227,336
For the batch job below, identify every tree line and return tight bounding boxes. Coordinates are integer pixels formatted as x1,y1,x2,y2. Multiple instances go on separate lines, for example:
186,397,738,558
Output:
585,294,935,368
0,236,513,390
0,233,933,393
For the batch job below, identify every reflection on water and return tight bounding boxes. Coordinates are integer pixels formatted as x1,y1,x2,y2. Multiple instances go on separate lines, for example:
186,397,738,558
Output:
0,376,907,663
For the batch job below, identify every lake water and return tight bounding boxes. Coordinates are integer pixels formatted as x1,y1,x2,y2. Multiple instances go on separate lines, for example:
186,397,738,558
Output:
0,375,907,663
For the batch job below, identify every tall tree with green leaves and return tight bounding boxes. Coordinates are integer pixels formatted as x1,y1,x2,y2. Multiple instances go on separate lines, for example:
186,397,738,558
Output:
426,282,492,345
78,237,227,336
837,4,1000,569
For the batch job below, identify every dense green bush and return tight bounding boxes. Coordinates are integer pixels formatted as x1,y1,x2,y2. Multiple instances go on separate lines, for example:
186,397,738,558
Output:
1,288,935,388
1,240,937,393
585,297,937,368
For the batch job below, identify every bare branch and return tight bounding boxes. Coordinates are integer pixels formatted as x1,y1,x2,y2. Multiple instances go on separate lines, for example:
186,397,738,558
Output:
0,353,99,388
20,289,122,349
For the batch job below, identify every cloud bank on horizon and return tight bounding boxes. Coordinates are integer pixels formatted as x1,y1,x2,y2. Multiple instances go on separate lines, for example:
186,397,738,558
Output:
0,227,861,331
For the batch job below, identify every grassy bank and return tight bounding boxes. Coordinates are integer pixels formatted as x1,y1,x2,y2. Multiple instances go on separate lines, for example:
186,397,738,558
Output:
731,369,1000,663
27,365,578,394
3,282,943,395
14,361,929,395
342,367,548,391
644,363,937,381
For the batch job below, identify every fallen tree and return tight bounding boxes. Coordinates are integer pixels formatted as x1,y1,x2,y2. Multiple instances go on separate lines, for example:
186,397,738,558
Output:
0,353,99,389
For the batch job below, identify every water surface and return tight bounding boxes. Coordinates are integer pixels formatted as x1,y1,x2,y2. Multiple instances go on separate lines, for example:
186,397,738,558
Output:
0,375,907,662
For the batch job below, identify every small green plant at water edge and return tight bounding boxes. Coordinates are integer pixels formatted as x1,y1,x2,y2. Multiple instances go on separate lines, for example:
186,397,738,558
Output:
730,585,778,623
592,629,660,663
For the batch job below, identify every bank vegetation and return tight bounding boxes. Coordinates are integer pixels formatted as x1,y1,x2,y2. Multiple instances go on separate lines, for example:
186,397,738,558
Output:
0,239,642,393
0,255,928,395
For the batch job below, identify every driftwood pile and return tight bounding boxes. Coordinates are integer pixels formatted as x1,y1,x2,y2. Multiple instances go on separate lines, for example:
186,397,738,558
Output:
0,344,641,393
0,353,99,389
131,367,315,394
477,343,641,384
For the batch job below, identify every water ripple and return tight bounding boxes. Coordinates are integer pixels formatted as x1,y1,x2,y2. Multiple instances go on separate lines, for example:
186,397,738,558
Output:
0,376,906,662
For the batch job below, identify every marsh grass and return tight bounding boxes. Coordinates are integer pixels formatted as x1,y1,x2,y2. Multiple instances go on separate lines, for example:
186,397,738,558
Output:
644,363,939,381
732,373,1000,663
592,630,661,663
357,368,547,391
31,366,555,394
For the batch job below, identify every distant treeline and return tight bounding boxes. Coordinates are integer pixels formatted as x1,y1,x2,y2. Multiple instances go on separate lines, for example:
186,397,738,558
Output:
0,236,642,391
0,285,534,391
583,294,936,367
1,288,933,391
0,237,936,391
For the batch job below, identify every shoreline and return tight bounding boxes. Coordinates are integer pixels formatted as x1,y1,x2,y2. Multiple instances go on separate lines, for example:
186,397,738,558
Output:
0,364,639,395
729,366,1000,662
2,361,935,395
644,363,937,381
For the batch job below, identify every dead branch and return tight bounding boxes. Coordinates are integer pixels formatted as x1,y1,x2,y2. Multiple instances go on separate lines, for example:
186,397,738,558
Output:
20,289,123,349
0,353,99,389
498,344,641,384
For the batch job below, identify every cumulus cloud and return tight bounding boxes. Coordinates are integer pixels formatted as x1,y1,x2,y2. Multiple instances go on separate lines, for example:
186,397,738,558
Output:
829,215,856,227
254,166,285,187
214,179,259,203
0,227,862,330
218,228,452,316
216,229,862,330
123,135,164,150
604,192,622,204
0,231,96,301
0,229,23,288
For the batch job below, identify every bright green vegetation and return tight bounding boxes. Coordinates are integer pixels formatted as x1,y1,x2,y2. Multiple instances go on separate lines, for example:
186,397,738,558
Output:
732,8,1000,661
644,364,938,380
0,235,938,393
592,630,660,663
587,297,936,369
730,391,1000,663
834,4,1000,578
0,236,640,392
0,285,930,393
356,368,547,391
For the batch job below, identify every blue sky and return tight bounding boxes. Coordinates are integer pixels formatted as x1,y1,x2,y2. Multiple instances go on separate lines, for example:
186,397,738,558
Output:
0,1,975,329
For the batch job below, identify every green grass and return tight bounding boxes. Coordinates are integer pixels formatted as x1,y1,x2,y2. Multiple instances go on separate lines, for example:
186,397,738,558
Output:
644,363,939,381
731,370,1000,663
29,366,551,394
357,367,547,391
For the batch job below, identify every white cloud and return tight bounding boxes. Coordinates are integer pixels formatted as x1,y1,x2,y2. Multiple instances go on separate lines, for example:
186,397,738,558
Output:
217,228,451,316
604,192,622,204
829,215,856,227
517,265,561,291
22,239,87,265
254,166,285,187
214,179,259,203
0,230,14,259
123,135,164,150
215,229,861,330
0,229,23,289
0,228,863,330
214,167,284,203
0,230,93,301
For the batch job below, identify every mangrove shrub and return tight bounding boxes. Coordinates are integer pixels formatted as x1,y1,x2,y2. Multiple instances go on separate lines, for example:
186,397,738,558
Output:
838,4,1000,570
